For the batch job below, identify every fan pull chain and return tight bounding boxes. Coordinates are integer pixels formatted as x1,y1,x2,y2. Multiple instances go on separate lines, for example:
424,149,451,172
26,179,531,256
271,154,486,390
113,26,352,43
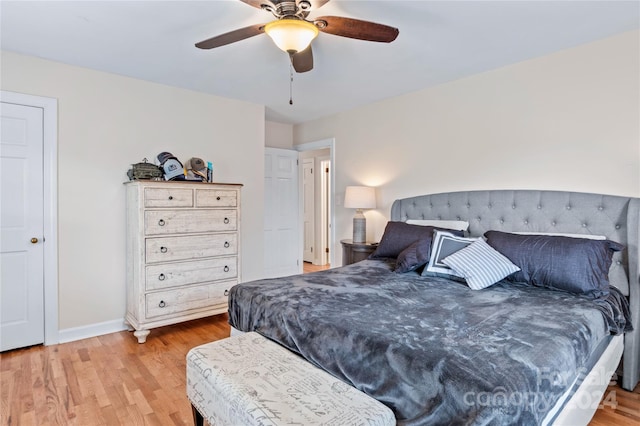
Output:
289,61,294,105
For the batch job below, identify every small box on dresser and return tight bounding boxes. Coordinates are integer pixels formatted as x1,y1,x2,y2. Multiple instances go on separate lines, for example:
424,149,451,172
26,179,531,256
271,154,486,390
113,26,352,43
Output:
125,181,242,343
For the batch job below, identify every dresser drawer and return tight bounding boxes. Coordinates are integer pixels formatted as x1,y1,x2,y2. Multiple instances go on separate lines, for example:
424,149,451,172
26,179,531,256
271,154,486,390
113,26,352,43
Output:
196,189,237,208
145,233,238,263
145,257,237,291
145,281,234,319
144,188,193,208
144,209,237,235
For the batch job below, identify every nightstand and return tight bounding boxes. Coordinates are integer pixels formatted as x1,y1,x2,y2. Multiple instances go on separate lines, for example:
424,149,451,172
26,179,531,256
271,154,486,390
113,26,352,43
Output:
340,239,378,266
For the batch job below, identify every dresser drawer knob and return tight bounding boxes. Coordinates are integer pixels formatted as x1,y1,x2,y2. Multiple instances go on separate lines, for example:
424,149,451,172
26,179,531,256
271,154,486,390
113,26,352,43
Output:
224,289,229,297
224,241,230,248
158,300,166,308
168,196,173,200
158,273,166,281
223,217,230,224
216,196,221,201
223,265,229,272
160,246,168,253
158,219,165,226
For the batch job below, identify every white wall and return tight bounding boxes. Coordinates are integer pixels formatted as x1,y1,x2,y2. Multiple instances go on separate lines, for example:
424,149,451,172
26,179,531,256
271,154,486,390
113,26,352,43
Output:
1,51,266,331
265,121,294,149
293,30,640,264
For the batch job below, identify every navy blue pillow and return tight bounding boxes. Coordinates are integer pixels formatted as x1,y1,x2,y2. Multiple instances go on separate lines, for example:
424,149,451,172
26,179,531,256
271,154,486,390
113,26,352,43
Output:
394,237,432,273
484,230,623,299
370,221,463,260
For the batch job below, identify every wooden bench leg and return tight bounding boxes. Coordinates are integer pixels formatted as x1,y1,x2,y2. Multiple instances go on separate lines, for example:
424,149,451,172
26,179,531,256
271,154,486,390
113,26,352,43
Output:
191,404,204,426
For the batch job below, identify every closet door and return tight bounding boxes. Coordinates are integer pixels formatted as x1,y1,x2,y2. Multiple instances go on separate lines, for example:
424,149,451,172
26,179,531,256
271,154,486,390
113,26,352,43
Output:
1,101,45,351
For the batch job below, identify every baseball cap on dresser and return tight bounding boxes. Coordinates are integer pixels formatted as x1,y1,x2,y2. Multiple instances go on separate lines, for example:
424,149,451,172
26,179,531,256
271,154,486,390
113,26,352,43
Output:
156,151,176,165
186,157,207,180
156,152,185,181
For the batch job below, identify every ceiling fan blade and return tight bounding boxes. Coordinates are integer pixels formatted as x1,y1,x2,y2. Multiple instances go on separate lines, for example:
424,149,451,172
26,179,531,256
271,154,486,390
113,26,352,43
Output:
291,45,313,73
315,16,399,43
195,23,265,49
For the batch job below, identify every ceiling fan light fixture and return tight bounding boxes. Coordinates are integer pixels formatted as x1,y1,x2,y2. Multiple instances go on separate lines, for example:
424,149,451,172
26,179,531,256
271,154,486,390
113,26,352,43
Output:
264,19,319,54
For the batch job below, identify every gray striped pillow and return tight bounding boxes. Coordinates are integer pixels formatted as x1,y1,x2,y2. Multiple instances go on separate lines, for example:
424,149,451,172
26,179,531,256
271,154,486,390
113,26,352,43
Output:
442,239,520,290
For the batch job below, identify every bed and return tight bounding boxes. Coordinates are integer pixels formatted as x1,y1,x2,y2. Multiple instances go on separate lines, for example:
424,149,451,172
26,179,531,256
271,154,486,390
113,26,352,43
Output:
228,189,639,425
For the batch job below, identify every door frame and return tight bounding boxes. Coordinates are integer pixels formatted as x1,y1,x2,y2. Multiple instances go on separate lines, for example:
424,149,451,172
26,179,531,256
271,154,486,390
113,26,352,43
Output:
296,138,335,267
1,90,59,345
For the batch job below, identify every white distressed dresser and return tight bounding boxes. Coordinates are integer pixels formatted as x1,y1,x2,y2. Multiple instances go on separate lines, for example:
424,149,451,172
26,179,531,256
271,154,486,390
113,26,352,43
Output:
125,181,242,343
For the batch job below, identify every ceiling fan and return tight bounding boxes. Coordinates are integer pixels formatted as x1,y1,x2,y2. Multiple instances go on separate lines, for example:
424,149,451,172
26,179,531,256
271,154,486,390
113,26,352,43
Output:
195,0,399,73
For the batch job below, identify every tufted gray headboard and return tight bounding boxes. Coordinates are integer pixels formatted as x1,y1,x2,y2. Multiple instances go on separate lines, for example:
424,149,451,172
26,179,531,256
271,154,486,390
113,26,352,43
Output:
390,189,640,391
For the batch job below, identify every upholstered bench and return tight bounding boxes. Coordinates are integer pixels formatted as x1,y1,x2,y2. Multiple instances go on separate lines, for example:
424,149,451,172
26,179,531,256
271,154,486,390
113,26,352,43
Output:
186,332,395,426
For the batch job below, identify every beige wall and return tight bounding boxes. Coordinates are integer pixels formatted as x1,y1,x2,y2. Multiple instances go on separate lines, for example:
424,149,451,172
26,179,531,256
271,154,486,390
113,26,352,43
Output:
294,30,640,263
265,121,294,149
1,51,266,330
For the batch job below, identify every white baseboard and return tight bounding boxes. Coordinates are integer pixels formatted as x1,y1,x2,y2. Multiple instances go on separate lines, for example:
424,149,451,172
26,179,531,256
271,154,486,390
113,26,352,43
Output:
57,318,129,344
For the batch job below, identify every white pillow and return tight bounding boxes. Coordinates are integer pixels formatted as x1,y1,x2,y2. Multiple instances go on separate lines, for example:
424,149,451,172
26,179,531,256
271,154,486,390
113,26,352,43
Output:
406,219,469,232
442,239,520,290
422,231,479,278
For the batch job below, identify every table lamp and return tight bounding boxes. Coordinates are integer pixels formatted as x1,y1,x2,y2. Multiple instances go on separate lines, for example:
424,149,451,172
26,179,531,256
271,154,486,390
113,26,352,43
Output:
344,186,376,243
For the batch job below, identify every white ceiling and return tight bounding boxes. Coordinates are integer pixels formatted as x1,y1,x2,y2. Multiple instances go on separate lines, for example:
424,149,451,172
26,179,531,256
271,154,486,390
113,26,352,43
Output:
1,1,638,124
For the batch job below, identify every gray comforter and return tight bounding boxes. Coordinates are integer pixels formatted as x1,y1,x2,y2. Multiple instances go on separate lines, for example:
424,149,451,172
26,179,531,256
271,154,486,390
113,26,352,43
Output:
228,259,631,425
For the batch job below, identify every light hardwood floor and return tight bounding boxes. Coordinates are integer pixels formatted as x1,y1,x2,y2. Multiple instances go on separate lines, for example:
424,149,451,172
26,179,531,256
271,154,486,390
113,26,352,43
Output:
1,316,231,426
303,262,330,273
1,315,639,425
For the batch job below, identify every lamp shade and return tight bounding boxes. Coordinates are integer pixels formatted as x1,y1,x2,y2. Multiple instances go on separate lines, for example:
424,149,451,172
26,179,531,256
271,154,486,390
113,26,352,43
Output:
344,186,376,209
264,19,319,53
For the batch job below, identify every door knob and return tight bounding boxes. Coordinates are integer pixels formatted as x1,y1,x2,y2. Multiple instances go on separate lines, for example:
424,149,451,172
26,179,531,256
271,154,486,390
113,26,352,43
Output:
31,237,39,244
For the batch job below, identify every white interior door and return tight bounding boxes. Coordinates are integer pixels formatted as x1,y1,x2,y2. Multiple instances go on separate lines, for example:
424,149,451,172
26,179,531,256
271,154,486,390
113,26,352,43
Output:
1,101,45,351
264,148,300,278
320,159,331,266
302,158,315,263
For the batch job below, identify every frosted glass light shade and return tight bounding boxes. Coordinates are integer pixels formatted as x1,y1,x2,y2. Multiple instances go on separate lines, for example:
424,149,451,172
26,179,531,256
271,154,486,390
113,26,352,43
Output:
264,19,319,53
344,186,376,209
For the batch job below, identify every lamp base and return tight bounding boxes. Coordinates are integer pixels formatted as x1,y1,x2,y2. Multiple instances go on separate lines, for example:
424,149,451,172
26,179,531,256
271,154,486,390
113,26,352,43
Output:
352,211,366,243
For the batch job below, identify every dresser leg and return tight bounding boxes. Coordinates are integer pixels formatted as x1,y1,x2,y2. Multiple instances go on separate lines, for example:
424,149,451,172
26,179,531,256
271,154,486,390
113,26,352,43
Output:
133,329,150,343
